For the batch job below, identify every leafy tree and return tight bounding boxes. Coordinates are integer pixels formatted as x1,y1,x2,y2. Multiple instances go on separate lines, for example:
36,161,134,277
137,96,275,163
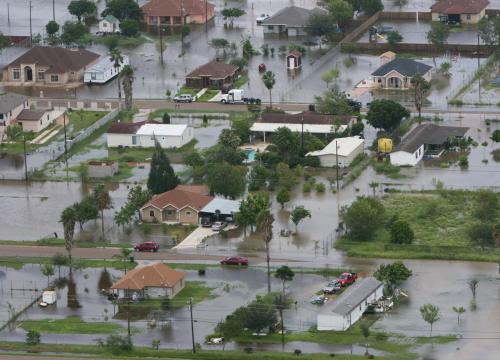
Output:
276,188,290,209
240,298,277,333
427,21,449,66
121,65,134,110
257,209,274,293
237,193,270,234
207,162,245,199
271,127,300,164
306,13,337,46
361,0,383,15
242,38,257,58
61,21,89,45
120,19,139,37
275,265,295,298
102,0,142,21
51,253,68,278
387,30,403,45
60,206,77,265
231,115,252,143
290,206,311,231
216,314,243,350
439,62,452,77
478,17,500,46
41,264,55,288
127,186,152,218
151,339,160,350
0,32,9,53
218,129,241,149
221,8,245,26
210,38,229,56
113,248,132,274
467,223,495,250
181,25,191,40
93,184,113,238
419,304,440,336
26,330,41,345
109,49,123,100
315,89,352,115
350,121,364,136
5,124,23,141
342,196,385,241
105,334,133,351
390,220,414,244
46,20,60,36
276,162,296,190
68,0,97,22
262,71,276,108
374,261,412,289
411,74,431,119
366,99,410,132
452,306,466,324
321,68,340,89
491,129,500,143
230,57,248,70
327,0,354,28
73,198,98,230
474,190,498,222
147,141,180,194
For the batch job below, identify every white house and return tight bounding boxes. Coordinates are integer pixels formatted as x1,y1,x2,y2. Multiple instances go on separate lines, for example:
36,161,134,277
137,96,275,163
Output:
306,136,364,168
98,15,121,34
84,55,130,84
317,277,383,331
15,109,64,133
106,121,193,148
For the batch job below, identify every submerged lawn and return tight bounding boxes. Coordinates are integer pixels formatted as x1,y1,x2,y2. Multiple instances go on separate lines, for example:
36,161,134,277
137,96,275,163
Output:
19,316,123,334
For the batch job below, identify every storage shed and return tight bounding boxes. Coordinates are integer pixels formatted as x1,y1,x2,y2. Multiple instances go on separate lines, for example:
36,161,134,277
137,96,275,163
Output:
317,277,383,331
287,50,302,70
306,136,365,168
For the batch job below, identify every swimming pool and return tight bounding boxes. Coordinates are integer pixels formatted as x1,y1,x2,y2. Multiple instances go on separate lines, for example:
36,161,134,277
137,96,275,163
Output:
244,149,256,163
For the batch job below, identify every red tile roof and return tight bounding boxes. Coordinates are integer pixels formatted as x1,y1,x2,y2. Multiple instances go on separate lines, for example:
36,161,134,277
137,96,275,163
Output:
142,0,215,17
431,0,489,14
186,61,238,79
110,263,186,290
175,184,210,196
287,50,302,58
146,188,214,211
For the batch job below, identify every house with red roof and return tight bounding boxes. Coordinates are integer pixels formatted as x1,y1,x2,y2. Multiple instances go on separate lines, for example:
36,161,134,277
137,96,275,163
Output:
141,0,215,26
431,0,489,24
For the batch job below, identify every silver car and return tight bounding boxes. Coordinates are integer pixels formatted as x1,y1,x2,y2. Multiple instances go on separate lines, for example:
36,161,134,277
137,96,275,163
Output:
212,221,227,231
323,280,341,294
173,94,193,103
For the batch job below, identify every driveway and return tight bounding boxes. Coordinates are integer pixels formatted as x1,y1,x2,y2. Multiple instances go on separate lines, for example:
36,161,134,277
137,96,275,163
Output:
173,226,216,249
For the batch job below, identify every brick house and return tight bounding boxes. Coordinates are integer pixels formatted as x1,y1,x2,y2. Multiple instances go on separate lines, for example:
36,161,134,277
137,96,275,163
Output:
185,60,239,89
141,0,215,26
431,0,489,24
2,46,100,87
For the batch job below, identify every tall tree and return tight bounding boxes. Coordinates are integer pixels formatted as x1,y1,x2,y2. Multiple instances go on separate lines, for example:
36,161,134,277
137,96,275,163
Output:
73,198,98,230
41,264,55,288
387,30,403,45
426,22,449,66
109,49,124,100
147,141,180,194
61,21,89,45
221,8,246,27
360,0,384,15
366,99,410,132
342,196,385,241
306,13,337,46
93,184,113,238
51,253,69,278
46,21,60,44
121,65,134,110
113,248,133,274
262,71,276,108
327,0,354,28
478,18,500,46
452,306,466,324
218,129,241,149
207,162,245,199
276,188,290,209
60,206,77,265
374,261,412,290
410,74,431,119
275,265,295,298
101,0,142,21
419,304,440,336
290,206,311,231
315,89,352,115
68,0,97,22
257,209,274,293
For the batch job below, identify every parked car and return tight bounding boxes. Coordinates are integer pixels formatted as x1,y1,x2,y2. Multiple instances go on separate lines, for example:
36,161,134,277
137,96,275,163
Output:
201,217,212,227
323,280,341,294
220,256,248,266
347,99,362,113
173,94,193,103
134,241,160,252
310,294,327,305
336,272,358,287
212,221,227,231
256,14,270,25
377,25,393,34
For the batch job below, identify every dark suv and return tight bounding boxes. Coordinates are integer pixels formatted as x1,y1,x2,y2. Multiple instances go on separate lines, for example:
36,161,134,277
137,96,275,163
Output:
134,241,160,252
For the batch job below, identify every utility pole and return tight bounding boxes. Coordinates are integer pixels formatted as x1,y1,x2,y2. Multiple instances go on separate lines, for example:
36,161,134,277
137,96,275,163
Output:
278,306,285,350
63,113,68,158
29,1,33,47
335,139,339,190
205,0,208,33
52,0,55,21
127,287,131,337
477,32,481,103
189,297,196,353
159,26,164,66
23,134,28,182
300,116,304,153
7,3,10,25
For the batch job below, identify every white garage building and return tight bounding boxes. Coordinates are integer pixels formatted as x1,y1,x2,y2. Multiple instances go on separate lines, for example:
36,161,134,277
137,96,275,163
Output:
106,121,193,149
306,136,364,168
317,277,383,331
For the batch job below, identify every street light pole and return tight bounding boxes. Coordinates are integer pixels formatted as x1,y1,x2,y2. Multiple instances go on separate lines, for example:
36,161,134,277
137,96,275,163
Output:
159,26,164,66
23,133,28,182
335,139,339,191
52,0,55,21
189,297,196,353
477,32,481,103
29,1,32,47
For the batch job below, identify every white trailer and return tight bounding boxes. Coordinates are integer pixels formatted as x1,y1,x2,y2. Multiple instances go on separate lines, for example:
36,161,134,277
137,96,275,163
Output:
84,55,130,84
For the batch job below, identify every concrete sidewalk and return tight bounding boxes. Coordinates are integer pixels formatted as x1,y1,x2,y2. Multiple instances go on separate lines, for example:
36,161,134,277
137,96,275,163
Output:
173,226,215,250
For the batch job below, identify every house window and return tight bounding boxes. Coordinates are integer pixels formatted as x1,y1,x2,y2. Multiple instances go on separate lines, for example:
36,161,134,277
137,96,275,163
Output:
103,22,108,27
267,25,274,30
166,210,174,215
37,70,45,81
186,211,191,216
12,68,20,80
91,73,96,80
149,210,154,217
50,74,59,82
415,152,418,159
466,14,471,20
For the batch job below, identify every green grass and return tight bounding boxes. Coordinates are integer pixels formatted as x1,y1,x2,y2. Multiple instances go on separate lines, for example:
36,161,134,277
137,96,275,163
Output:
0,237,132,248
92,34,149,48
234,74,249,88
0,257,137,271
67,110,107,137
177,86,199,96
19,316,124,334
198,89,220,102
371,160,404,179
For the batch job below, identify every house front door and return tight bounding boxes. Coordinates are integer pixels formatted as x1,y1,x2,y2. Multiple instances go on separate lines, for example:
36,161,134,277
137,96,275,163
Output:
25,66,33,81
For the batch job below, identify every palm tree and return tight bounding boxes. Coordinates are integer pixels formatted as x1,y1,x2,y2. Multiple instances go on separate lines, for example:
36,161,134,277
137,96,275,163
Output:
121,65,135,111
93,184,112,239
41,264,55,288
114,248,133,274
256,209,274,293
109,49,124,101
60,206,77,265
262,71,276,109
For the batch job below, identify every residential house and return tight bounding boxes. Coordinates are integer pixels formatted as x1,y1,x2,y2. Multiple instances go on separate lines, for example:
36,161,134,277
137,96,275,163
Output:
0,93,29,127
98,15,121,34
84,55,130,84
250,111,355,142
431,0,489,24
2,46,100,86
141,186,214,224
141,0,215,26
87,160,119,178
14,109,64,133
262,6,328,37
106,121,193,148
185,61,239,89
371,52,432,89
110,263,186,299
306,136,365,168
390,123,469,166
200,198,240,222
317,277,383,331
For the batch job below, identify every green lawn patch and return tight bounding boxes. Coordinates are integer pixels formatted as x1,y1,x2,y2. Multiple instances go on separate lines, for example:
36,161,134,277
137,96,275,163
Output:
0,257,136,271
19,316,123,334
92,34,149,48
67,110,107,137
177,87,199,96
234,74,249,88
198,89,220,102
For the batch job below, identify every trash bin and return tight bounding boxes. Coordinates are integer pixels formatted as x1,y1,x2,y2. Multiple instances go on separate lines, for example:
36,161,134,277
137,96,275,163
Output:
198,269,206,276
308,104,315,112
129,256,135,262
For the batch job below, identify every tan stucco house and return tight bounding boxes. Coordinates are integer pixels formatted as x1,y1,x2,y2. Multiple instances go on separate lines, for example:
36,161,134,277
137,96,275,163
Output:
142,0,215,26
110,263,186,300
431,0,489,24
2,46,99,87
0,93,29,128
15,109,64,133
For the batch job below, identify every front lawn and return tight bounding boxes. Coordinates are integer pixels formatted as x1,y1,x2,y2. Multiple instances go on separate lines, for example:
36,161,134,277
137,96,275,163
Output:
19,316,124,334
176,87,199,97
234,75,249,88
67,110,107,137
198,89,219,102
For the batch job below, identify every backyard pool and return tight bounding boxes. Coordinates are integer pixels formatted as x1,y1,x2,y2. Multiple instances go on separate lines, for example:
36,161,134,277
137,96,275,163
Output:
244,149,256,164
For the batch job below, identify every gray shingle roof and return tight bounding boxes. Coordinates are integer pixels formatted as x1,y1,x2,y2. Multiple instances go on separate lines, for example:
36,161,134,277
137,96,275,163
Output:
322,277,382,317
0,93,28,114
371,58,432,77
395,123,469,153
262,6,327,27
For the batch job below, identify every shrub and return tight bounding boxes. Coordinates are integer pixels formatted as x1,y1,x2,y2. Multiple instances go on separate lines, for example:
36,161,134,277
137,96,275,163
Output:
390,220,414,244
294,349,302,356
26,330,41,345
459,156,469,168
105,335,133,352
315,183,325,193
303,182,312,193
449,99,464,106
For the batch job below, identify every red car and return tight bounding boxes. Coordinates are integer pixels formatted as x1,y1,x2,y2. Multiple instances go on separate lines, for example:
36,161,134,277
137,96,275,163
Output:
134,241,159,252
336,272,358,287
220,256,248,266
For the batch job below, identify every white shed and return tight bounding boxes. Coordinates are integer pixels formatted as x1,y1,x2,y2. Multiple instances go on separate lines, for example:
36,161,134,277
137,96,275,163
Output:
306,136,365,168
317,277,383,331
390,146,424,167
98,15,121,34
84,55,130,84
106,123,193,149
